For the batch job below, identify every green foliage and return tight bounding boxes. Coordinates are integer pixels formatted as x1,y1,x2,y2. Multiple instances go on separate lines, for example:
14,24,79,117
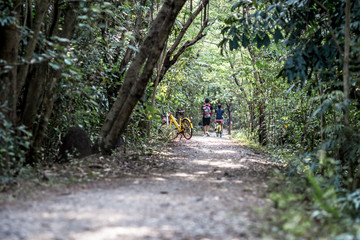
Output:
306,170,339,217
45,79,108,161
41,0,154,159
338,190,360,221
122,102,166,154
222,0,360,89
0,1,18,26
0,107,31,184
232,125,360,238
219,0,360,188
260,151,360,239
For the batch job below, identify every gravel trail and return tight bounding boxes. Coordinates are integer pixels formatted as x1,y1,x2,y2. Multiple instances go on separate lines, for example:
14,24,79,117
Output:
0,134,274,240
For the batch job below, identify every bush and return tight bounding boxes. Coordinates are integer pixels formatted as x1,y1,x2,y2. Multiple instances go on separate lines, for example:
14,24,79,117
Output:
0,111,31,184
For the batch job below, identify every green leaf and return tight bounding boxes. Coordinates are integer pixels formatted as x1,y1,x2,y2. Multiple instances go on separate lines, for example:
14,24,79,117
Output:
231,1,242,11
228,26,236,36
262,34,271,47
274,28,283,43
253,34,263,48
127,45,138,52
78,15,88,20
57,37,70,43
242,34,249,48
64,58,72,65
49,62,61,70
229,36,240,51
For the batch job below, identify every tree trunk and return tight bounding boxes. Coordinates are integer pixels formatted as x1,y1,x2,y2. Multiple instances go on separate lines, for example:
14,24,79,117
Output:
318,85,326,142
100,0,187,154
343,0,354,189
22,1,78,128
243,5,267,145
21,62,47,127
23,1,80,164
343,0,351,126
16,0,51,101
248,49,266,145
144,0,209,136
0,1,21,124
225,102,232,135
303,99,314,148
249,102,255,135
258,99,266,145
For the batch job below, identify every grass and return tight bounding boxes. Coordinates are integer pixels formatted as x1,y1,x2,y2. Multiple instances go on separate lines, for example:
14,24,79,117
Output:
230,130,267,153
230,130,298,164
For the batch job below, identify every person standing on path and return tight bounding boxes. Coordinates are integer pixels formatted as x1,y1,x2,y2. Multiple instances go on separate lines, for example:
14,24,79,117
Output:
201,98,213,136
215,104,227,137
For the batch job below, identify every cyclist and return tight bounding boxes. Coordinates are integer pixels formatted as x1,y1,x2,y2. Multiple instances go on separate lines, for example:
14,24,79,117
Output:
201,98,213,136
214,104,227,137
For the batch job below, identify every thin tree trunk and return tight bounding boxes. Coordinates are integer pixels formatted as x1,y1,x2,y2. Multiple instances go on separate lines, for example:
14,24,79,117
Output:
24,1,80,163
319,85,326,142
258,99,266,145
22,1,77,129
249,102,255,134
248,51,267,145
343,0,355,189
244,6,267,145
343,0,351,126
303,99,314,148
0,0,21,124
16,0,51,101
147,44,167,136
225,103,232,135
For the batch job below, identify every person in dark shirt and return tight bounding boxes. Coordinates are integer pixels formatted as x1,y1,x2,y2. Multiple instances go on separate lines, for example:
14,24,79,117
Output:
201,98,213,136
214,104,227,137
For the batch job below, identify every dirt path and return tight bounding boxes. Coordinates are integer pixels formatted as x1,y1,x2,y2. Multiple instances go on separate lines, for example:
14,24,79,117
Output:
0,134,275,240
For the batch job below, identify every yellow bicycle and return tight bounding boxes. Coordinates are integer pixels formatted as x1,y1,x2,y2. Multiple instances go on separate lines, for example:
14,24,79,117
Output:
164,110,193,140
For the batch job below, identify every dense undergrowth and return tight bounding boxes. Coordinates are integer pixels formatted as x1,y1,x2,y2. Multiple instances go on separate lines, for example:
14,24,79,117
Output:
231,130,360,239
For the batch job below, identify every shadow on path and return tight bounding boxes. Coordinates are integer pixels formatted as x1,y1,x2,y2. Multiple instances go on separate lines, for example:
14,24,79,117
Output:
0,135,277,240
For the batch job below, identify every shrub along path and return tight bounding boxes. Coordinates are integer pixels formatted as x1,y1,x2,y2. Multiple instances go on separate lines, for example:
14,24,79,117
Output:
0,134,277,240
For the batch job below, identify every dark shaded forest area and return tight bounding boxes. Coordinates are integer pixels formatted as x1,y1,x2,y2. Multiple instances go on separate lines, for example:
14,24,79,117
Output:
1,0,360,238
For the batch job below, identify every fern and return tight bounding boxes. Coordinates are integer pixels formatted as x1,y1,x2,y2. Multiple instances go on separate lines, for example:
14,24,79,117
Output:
306,170,339,218
337,189,360,220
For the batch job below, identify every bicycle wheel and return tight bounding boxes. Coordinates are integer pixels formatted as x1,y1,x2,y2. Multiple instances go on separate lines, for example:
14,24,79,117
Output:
169,122,179,140
181,119,193,139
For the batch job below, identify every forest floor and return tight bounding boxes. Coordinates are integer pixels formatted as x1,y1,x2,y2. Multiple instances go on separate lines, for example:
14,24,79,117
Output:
0,133,280,240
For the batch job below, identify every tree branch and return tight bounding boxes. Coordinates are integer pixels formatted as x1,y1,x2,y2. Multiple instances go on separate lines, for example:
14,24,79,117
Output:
156,0,210,83
168,21,208,67
224,50,241,87
167,0,209,55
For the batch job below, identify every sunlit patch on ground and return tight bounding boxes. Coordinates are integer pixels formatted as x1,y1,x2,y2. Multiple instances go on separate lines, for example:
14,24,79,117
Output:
0,135,275,240
71,226,156,240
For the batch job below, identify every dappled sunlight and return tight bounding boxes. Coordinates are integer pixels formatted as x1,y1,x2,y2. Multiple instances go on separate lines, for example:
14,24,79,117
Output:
60,210,124,222
192,159,249,170
0,134,273,240
71,226,156,240
171,172,193,178
211,149,238,154
151,177,167,181
244,157,269,164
